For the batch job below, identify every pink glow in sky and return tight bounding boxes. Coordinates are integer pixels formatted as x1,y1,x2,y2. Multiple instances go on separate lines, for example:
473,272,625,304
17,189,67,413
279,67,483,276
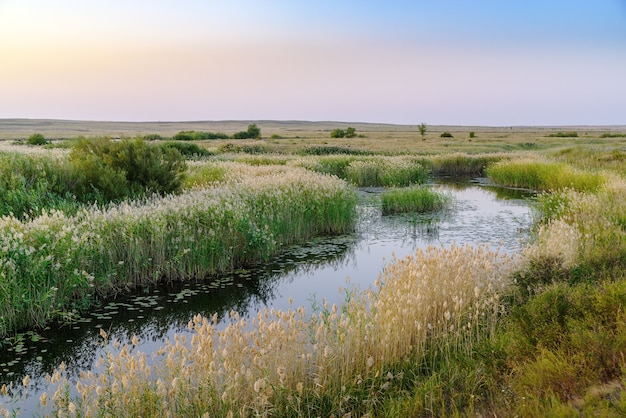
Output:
1,1,625,125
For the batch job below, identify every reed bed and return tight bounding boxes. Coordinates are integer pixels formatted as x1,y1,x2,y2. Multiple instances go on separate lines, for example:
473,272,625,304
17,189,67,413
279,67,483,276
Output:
0,165,357,336
523,174,626,282
486,157,606,192
381,186,452,215
15,244,516,417
291,155,428,187
427,152,509,176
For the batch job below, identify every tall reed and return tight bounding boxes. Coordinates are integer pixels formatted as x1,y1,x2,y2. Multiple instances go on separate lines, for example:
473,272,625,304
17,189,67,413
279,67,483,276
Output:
486,158,605,192
0,165,357,335
21,244,516,417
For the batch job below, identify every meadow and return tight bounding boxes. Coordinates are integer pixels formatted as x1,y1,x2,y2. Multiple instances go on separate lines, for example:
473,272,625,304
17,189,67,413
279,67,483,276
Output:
1,120,626,416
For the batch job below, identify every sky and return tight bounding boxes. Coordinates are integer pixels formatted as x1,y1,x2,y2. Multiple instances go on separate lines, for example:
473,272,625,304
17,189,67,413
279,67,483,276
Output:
1,0,625,126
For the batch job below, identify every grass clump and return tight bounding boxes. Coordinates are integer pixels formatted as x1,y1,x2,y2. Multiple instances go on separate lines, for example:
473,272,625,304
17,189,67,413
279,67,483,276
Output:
428,153,505,176
486,158,605,192
344,157,428,187
381,186,451,215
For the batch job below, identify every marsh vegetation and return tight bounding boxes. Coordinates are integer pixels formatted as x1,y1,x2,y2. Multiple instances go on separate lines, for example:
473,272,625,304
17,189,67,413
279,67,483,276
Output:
0,121,625,416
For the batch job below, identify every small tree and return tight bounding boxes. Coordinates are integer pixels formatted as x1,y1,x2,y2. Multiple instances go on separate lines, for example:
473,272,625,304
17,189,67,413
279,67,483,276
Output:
330,129,345,138
418,123,427,141
27,133,48,145
246,123,261,139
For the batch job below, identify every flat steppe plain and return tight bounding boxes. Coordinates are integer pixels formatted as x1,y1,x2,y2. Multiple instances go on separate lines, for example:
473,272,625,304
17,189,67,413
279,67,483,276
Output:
0,118,624,154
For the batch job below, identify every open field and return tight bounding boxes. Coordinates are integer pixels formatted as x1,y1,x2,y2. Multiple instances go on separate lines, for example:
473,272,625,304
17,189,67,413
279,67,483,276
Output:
1,119,626,416
1,118,626,155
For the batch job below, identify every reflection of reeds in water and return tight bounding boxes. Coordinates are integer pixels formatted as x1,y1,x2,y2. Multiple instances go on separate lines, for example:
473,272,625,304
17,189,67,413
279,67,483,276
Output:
21,244,516,417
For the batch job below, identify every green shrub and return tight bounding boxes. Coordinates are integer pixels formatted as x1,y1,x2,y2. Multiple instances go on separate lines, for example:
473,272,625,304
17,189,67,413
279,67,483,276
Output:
381,186,451,215
547,131,578,138
27,133,48,145
345,127,357,138
161,141,213,157
440,132,453,138
173,131,229,141
233,124,261,139
300,146,371,156
330,129,345,138
469,131,475,139
142,133,163,141
217,143,269,154
503,281,626,408
599,133,626,138
269,134,284,140
69,137,187,201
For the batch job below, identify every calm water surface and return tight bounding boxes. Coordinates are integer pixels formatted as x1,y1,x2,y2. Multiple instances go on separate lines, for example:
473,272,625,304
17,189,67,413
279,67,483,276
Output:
0,180,534,413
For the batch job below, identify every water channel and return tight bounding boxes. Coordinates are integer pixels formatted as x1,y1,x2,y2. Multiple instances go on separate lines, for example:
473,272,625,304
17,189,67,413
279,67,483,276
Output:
0,179,535,413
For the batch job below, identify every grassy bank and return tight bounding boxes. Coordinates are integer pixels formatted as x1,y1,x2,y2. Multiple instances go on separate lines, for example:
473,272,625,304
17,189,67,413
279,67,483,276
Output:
0,165,357,336
485,157,606,192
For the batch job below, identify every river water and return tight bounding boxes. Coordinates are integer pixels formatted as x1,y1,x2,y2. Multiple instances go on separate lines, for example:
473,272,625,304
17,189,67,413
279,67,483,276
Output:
0,179,534,414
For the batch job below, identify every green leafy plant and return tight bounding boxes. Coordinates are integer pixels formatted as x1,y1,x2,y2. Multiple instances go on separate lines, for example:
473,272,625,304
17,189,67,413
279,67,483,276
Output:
69,137,187,201
440,131,453,138
233,124,261,139
330,129,345,138
27,133,48,145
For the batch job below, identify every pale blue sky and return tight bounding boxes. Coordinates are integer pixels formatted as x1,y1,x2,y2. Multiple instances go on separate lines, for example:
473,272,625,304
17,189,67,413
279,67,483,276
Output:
1,1,625,125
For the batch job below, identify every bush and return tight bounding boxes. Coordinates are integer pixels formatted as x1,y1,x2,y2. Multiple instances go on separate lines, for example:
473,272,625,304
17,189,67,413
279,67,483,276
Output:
440,132,453,138
469,131,475,139
27,133,48,145
300,146,371,156
330,129,345,138
345,127,357,138
233,124,261,139
173,131,229,141
599,133,626,138
142,134,163,141
161,141,213,158
70,137,187,201
547,131,578,138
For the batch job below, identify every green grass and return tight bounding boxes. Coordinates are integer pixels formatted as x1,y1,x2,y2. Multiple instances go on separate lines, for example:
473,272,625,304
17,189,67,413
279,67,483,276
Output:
0,166,357,336
486,158,606,192
381,186,451,215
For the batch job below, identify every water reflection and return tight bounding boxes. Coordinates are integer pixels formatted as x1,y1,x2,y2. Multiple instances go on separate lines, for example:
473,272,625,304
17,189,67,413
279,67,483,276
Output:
1,180,534,413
